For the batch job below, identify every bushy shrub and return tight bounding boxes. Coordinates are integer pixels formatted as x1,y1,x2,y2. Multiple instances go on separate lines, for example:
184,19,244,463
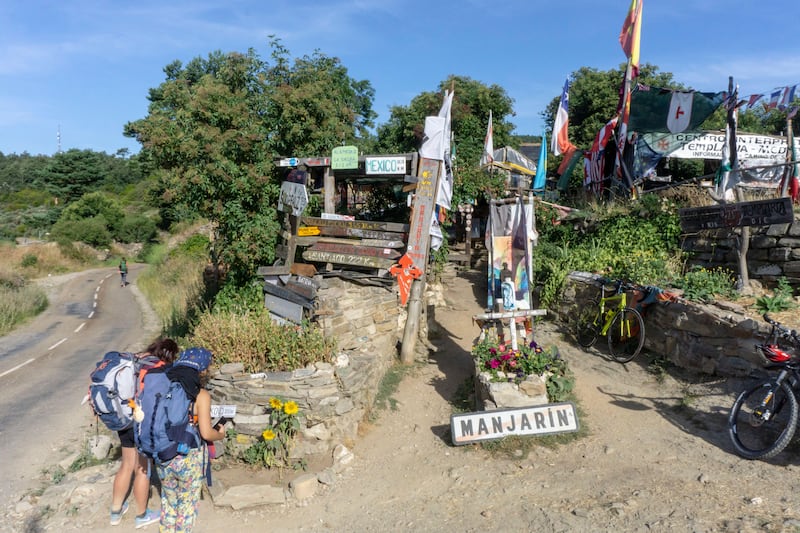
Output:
673,266,737,303
190,309,336,373
115,214,157,243
50,216,112,247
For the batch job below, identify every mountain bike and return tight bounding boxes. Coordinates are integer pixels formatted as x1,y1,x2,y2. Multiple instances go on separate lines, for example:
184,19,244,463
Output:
575,278,646,363
728,314,800,460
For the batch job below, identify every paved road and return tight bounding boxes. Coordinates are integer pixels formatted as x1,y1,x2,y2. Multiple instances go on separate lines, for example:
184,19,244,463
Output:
0,266,151,502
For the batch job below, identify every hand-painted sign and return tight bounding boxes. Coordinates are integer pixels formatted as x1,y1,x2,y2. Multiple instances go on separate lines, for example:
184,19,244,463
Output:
365,156,407,175
642,132,800,162
301,216,409,233
278,181,308,216
451,402,579,445
310,241,401,259
298,226,320,236
331,146,359,170
302,249,396,270
679,197,793,231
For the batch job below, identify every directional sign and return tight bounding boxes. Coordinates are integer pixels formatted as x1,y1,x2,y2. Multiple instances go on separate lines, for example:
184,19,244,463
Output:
277,181,308,216
301,216,409,233
679,197,793,232
310,241,401,259
302,249,396,270
298,226,321,236
277,157,299,167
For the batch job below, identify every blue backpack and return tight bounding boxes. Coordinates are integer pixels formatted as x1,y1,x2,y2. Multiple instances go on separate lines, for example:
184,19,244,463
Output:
89,351,157,431
134,367,200,463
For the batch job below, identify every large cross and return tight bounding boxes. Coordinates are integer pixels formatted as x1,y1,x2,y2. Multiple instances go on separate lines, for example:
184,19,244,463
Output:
674,106,685,120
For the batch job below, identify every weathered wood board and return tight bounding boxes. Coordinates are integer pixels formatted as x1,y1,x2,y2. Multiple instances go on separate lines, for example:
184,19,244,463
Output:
317,225,408,241
302,249,396,270
309,241,402,259
301,216,409,233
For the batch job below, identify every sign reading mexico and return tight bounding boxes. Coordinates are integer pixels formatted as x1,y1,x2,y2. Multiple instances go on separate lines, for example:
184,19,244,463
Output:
450,402,579,445
365,156,406,175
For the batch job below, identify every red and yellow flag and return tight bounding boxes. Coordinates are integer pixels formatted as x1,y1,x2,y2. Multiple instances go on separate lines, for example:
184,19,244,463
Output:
619,0,643,77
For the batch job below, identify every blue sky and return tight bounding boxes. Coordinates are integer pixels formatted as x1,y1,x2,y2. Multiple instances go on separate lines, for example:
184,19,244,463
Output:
1,0,798,157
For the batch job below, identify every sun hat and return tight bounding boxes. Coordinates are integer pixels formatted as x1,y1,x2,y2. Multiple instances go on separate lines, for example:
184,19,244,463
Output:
173,347,212,372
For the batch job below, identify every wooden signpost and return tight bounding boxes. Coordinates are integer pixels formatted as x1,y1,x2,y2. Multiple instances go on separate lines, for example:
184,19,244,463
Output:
309,241,402,260
301,216,409,233
316,225,407,241
450,402,579,445
679,197,793,232
302,249,396,270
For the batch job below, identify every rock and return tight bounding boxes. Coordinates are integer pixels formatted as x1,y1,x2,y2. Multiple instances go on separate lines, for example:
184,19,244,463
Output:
213,484,286,509
290,473,318,501
87,435,113,460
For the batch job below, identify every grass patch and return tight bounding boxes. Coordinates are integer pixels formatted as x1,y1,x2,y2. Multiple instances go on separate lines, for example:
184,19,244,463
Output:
370,362,418,420
0,270,48,335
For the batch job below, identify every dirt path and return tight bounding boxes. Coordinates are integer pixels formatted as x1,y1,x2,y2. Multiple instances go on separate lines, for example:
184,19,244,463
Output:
10,268,800,532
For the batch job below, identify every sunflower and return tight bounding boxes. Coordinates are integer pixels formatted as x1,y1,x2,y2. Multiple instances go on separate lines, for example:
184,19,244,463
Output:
269,397,283,410
283,400,299,415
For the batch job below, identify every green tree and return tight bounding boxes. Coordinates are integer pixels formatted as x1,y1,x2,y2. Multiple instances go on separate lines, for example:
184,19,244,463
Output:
38,149,109,204
376,75,515,205
125,40,376,283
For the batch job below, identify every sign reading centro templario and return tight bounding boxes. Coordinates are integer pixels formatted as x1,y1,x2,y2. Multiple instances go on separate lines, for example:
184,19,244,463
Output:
642,132,800,162
331,146,359,170
365,156,406,175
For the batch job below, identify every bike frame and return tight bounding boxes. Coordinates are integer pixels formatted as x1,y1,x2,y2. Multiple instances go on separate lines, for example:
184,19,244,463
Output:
596,282,631,337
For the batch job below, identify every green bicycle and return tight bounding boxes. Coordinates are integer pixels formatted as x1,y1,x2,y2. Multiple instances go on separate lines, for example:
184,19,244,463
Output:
575,278,646,363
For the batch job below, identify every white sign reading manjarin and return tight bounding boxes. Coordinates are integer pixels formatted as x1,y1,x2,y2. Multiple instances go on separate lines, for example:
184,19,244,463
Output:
450,402,579,445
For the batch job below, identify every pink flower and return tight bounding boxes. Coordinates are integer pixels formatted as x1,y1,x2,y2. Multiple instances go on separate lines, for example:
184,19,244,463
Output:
509,360,517,368
489,359,501,369
501,354,512,361
489,348,497,355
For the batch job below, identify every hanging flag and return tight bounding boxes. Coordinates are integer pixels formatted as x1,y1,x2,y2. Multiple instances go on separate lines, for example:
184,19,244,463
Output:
584,116,619,194
629,85,724,133
667,91,695,133
552,79,576,156
746,93,763,109
430,88,454,251
480,110,494,167
533,130,548,191
767,89,782,110
789,106,799,120
779,85,797,110
619,0,643,77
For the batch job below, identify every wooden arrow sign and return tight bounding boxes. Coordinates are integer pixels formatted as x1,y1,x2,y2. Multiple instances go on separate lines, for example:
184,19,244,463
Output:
302,249,396,270
318,225,408,241
301,216,409,233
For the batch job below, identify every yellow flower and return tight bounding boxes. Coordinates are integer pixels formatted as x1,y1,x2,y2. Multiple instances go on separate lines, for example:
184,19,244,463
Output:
283,400,299,415
269,397,283,410
262,429,276,441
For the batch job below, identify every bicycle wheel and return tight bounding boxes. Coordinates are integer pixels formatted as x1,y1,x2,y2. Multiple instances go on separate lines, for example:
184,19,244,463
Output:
728,379,798,460
607,307,645,363
575,299,600,348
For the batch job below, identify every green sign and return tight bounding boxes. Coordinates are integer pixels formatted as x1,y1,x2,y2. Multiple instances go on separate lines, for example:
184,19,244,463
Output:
331,146,359,170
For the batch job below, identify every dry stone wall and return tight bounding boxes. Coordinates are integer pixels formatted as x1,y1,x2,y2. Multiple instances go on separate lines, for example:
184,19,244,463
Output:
558,271,772,378
210,276,403,460
682,213,800,287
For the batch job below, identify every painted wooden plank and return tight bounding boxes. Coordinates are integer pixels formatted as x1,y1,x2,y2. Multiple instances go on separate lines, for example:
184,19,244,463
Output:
290,263,318,278
285,279,316,300
679,197,793,231
404,157,441,272
262,281,314,308
317,236,405,249
310,241,402,259
301,216,409,233
302,249,397,270
264,294,305,323
257,265,291,276
318,225,407,241
298,226,320,236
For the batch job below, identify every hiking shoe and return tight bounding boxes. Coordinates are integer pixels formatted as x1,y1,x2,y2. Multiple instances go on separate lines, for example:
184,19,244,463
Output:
110,501,129,526
134,509,160,529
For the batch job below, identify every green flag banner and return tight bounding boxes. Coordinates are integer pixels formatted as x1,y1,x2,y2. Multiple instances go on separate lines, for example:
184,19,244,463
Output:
629,85,724,134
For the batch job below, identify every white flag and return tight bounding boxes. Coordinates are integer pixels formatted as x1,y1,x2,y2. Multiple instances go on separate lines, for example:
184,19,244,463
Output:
480,110,494,167
667,92,694,133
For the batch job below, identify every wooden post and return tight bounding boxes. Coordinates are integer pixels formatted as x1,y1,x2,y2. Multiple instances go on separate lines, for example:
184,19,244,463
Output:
398,157,442,364
323,166,335,214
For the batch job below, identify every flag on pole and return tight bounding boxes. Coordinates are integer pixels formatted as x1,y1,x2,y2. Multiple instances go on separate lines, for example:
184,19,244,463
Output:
480,110,494,167
533,130,548,191
429,88,454,251
584,116,618,194
619,0,643,77
552,79,576,156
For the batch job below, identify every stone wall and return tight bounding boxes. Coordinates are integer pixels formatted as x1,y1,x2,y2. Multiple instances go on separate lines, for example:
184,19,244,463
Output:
210,276,403,459
557,271,772,378
682,213,800,287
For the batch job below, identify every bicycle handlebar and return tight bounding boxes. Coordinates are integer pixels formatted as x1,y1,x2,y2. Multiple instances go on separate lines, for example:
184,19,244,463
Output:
763,313,800,344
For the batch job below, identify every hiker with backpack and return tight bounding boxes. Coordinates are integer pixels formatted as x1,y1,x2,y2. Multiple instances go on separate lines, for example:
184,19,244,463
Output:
119,257,128,287
104,338,179,528
135,347,226,532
